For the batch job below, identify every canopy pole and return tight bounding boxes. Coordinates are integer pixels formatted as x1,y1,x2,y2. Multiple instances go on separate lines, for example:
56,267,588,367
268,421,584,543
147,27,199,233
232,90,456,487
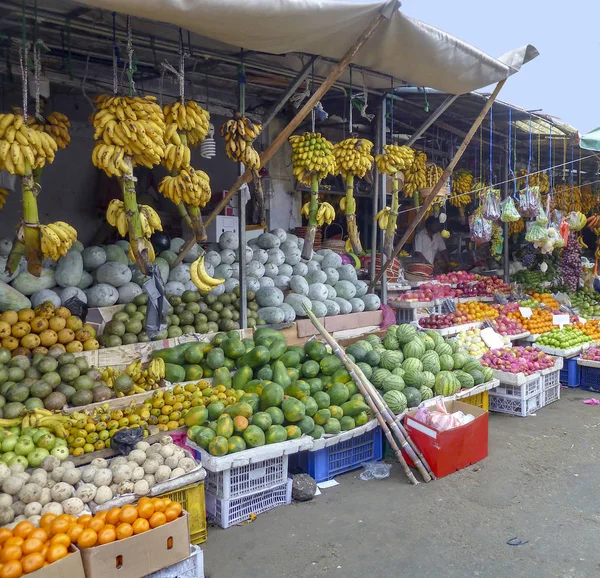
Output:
379,96,388,304
368,79,507,292
171,2,396,268
370,100,384,283
405,94,458,147
503,138,510,282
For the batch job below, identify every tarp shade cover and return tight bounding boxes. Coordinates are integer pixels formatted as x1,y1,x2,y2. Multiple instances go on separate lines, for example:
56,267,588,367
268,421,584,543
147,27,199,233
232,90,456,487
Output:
73,0,538,95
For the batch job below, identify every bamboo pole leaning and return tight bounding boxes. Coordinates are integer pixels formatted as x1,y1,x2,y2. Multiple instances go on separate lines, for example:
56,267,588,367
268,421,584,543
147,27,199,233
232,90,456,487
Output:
302,305,433,484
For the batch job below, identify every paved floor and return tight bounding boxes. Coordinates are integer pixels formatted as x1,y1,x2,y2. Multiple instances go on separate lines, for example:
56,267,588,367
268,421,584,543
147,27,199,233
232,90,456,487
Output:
202,388,600,578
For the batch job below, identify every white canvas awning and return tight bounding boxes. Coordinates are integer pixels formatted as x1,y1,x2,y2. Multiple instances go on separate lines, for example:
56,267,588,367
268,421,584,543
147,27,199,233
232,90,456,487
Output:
71,0,538,95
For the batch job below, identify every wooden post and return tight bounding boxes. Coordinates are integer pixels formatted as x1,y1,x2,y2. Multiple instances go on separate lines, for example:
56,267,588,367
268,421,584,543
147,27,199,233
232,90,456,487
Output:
368,79,507,292
171,4,395,269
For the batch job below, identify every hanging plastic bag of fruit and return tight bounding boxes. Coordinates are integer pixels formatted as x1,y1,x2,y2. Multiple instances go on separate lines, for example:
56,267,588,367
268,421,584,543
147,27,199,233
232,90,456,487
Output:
469,210,492,243
559,219,570,245
491,223,504,257
549,209,563,230
567,211,587,232
525,220,547,243
518,186,541,218
481,187,501,221
500,197,521,222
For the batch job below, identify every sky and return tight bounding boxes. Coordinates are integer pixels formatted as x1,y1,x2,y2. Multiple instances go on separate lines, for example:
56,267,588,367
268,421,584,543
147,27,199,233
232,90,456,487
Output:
402,0,599,134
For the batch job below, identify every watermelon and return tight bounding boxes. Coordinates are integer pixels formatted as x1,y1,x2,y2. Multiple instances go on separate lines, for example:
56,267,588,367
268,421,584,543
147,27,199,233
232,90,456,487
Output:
383,332,400,351
396,324,417,345
404,370,424,388
392,367,405,377
402,358,423,373
425,329,445,348
383,390,407,414
357,362,373,380
470,369,485,386
371,368,391,388
421,351,440,374
422,335,436,351
434,371,457,396
447,339,459,353
439,354,454,371
403,387,422,408
364,350,381,367
382,374,405,392
434,342,453,356
355,339,373,352
419,385,434,400
421,371,435,389
482,366,494,382
454,370,474,390
346,343,367,362
463,359,483,375
452,352,469,370
365,334,382,347
403,339,425,360
379,350,404,371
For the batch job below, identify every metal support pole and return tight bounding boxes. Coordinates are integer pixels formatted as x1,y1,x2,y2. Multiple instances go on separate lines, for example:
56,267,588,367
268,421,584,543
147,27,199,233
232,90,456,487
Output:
238,172,248,329
370,102,383,283
379,97,388,304
503,140,510,283
405,95,459,147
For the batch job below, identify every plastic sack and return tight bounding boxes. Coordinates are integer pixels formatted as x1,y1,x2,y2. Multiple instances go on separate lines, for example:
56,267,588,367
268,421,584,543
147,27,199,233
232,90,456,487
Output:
428,399,463,431
500,197,521,222
549,209,563,230
536,204,548,227
360,461,392,480
567,211,587,232
518,186,541,218
143,265,170,339
481,188,501,221
491,224,503,256
559,220,570,245
0,171,17,193
413,406,430,423
63,296,88,322
111,427,144,456
469,212,492,243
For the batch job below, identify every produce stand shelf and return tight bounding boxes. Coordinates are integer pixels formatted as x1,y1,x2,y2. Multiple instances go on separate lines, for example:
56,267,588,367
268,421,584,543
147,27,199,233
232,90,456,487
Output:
533,343,586,358
418,321,482,336
390,300,436,309
506,331,531,341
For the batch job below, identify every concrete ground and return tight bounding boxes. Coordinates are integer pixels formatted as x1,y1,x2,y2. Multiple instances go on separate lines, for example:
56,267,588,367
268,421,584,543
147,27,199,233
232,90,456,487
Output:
202,388,600,578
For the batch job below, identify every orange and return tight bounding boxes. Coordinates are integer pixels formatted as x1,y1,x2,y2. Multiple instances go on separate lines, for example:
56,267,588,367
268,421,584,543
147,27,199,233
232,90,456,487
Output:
61,515,77,526
50,534,71,549
165,505,181,522
115,523,133,541
151,499,166,513
46,544,69,563
132,518,149,535
49,518,70,537
26,529,47,543
0,530,12,546
67,525,83,543
40,514,57,532
0,545,21,563
76,529,97,549
12,522,33,541
94,511,108,522
119,506,138,525
149,512,166,529
105,508,122,526
0,559,23,578
137,502,154,520
137,497,152,507
76,514,92,528
3,538,23,548
97,527,116,545
21,552,44,574
103,524,116,531
87,518,105,533
21,538,43,556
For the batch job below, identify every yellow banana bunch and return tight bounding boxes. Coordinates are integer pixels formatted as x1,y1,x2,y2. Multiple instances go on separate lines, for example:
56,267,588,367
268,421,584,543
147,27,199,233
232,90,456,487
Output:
581,185,594,214
375,144,415,174
139,204,163,237
147,357,166,380
159,167,211,207
289,132,336,185
190,255,225,292
518,169,549,193
578,235,588,249
220,112,262,169
164,100,210,146
40,221,78,260
91,94,165,175
128,237,155,264
316,202,335,226
552,184,582,213
27,111,71,150
106,199,129,237
332,138,374,179
403,150,427,197
450,169,473,208
508,218,525,235
163,141,191,172
0,113,58,175
301,202,311,218
345,238,353,253
425,163,444,187
0,188,7,210
375,207,392,231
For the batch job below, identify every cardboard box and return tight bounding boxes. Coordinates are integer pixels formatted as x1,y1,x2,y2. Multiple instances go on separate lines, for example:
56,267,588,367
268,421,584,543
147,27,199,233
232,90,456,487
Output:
79,513,190,578
404,400,488,478
30,547,85,578
296,310,383,338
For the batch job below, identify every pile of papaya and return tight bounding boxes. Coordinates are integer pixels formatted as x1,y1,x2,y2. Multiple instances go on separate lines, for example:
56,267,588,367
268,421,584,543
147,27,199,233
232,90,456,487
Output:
155,328,371,456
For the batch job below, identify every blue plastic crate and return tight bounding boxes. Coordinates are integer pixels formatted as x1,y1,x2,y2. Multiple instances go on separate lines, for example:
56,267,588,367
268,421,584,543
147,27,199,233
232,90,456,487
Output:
289,427,383,482
559,357,580,388
580,364,600,393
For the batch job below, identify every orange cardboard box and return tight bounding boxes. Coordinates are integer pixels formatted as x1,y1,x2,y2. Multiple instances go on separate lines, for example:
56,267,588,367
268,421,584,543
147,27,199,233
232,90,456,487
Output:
29,547,85,578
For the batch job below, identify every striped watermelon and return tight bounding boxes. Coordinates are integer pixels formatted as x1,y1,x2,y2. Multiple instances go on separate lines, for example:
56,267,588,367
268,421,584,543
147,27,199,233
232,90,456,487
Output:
357,362,373,380
371,368,391,388
439,354,454,371
396,324,417,345
421,351,440,374
403,386,422,408
392,367,406,377
421,371,435,389
454,370,474,390
452,352,469,370
365,334,382,347
379,350,404,371
403,340,425,360
402,358,423,373
422,335,436,351
434,370,457,396
404,370,424,387
434,342,453,356
463,359,483,375
383,332,400,351
470,370,485,386
419,385,434,400
383,390,407,414
425,329,445,348
382,374,405,392
447,339,459,353
482,366,494,382
355,339,373,352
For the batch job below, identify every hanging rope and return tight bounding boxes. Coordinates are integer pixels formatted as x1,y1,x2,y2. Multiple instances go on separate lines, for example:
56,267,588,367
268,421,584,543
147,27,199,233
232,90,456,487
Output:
239,48,245,117
80,53,94,110
126,16,135,96
348,65,353,133
18,42,28,123
508,107,517,197
526,113,533,188
178,28,185,104
310,60,315,133
359,70,374,122
112,12,119,95
549,124,553,192
389,76,394,144
489,102,493,185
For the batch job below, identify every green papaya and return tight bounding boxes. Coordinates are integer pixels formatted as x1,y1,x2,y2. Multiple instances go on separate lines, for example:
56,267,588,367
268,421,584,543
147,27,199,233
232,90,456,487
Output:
212,367,232,387
272,360,291,388
232,365,253,390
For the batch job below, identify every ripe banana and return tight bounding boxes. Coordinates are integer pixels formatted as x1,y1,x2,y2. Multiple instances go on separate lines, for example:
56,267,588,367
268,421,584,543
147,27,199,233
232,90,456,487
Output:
332,138,374,179
191,256,224,292
316,202,336,226
289,132,336,185
40,221,78,260
220,112,262,168
375,207,392,231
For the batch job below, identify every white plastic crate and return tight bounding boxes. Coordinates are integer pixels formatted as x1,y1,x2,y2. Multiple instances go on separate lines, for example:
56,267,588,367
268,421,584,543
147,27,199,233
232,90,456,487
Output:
145,545,204,578
204,454,288,500
489,391,542,417
541,368,560,392
493,374,542,398
541,383,561,406
205,479,292,529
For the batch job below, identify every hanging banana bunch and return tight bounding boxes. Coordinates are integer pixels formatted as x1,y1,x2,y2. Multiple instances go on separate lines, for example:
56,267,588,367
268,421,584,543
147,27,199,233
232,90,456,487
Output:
552,184,582,213
403,150,427,201
289,132,336,259
106,199,163,238
450,169,473,217
517,169,550,194
333,137,374,254
27,111,71,150
581,185,595,215
375,144,413,257
91,94,166,271
508,218,525,236
221,112,261,169
39,222,78,261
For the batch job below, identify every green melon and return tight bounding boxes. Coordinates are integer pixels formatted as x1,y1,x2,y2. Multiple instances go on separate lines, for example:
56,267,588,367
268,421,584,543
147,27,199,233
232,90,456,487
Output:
357,362,372,380
379,350,404,371
402,358,423,373
434,342,453,356
454,370,474,390
382,374,405,392
434,370,457,396
421,351,440,374
371,368,391,388
439,354,454,371
419,385,434,400
396,324,417,345
355,339,373,352
452,352,469,370
421,335,436,351
425,329,445,348
403,386,422,408
383,390,407,413
404,370,424,388
392,367,405,378
364,350,381,367
403,339,425,360
421,371,435,389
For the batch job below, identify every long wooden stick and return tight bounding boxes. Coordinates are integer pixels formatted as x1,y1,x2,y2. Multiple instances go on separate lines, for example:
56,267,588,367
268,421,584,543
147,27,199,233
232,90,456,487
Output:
368,79,507,291
171,6,393,269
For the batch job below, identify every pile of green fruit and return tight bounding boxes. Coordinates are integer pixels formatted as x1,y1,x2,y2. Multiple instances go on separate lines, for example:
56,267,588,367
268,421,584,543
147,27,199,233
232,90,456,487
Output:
0,426,69,468
536,327,592,350
0,348,113,416
569,289,600,318
174,328,371,455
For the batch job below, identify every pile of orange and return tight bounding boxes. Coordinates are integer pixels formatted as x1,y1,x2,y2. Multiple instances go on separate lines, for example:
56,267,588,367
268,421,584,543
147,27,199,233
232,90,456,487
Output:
0,302,99,357
507,308,553,335
530,293,560,310
574,319,600,341
0,520,71,577
456,302,499,321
